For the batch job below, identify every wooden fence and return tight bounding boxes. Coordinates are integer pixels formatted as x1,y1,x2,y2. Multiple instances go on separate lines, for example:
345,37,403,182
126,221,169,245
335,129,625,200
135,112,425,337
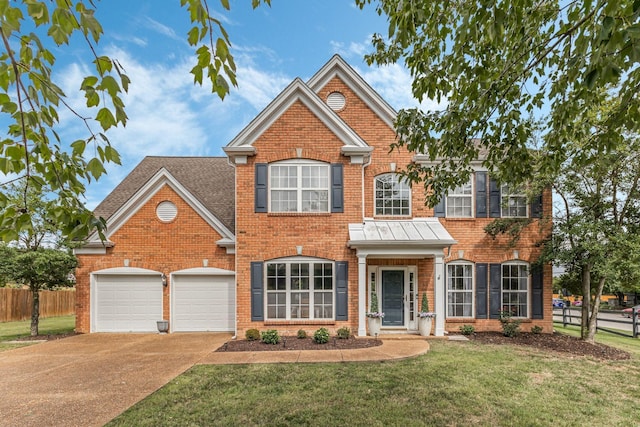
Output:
0,288,76,322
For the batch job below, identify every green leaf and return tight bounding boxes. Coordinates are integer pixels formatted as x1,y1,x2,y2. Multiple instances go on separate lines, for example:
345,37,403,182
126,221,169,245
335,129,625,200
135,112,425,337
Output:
95,107,116,130
86,157,106,180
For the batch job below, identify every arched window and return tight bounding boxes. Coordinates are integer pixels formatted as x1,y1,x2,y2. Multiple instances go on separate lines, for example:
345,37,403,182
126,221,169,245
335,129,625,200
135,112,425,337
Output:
374,173,410,216
270,160,330,213
265,258,334,320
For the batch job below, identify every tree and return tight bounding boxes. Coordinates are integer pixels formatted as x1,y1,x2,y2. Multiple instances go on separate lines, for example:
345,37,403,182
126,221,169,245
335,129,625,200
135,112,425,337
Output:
9,249,77,336
0,242,16,286
0,0,269,243
357,0,640,207
544,94,640,342
1,180,62,250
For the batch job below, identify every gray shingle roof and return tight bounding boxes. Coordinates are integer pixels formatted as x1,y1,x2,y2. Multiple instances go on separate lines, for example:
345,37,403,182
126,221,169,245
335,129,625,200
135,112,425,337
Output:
93,156,235,232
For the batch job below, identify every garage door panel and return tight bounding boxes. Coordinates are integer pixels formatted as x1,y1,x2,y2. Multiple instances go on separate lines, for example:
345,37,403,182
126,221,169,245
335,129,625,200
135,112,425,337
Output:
172,275,234,332
94,275,162,332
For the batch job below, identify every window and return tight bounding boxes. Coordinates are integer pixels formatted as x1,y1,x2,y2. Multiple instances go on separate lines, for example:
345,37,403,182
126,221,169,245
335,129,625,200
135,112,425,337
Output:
502,263,528,317
446,182,473,217
447,263,473,317
501,184,527,217
270,161,329,212
266,260,334,320
375,174,411,216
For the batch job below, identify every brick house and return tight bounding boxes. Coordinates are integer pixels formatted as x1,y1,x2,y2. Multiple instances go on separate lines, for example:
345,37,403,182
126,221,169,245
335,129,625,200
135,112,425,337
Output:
74,55,552,336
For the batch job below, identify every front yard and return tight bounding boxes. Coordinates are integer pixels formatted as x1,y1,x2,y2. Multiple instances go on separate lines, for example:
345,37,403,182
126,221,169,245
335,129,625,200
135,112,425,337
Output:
108,330,640,426
0,315,75,351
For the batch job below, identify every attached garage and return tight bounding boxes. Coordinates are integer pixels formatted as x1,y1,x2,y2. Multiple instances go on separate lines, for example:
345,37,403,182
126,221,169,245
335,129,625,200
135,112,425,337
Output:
171,268,235,332
91,268,163,332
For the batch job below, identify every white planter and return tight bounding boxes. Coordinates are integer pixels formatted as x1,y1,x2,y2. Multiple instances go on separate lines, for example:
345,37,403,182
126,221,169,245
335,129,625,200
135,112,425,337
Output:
367,317,382,336
418,317,433,336
157,320,169,334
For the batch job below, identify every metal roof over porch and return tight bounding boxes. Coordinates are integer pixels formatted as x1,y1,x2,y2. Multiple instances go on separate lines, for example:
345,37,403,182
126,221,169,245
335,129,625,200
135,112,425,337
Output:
348,218,457,256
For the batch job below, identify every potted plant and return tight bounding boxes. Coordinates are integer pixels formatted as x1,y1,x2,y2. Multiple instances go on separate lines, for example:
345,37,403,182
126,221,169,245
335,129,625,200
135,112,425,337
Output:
418,293,435,336
366,291,384,336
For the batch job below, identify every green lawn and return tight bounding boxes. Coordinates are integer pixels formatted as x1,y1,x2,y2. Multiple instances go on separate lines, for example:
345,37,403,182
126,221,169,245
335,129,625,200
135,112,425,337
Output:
553,322,640,356
108,333,640,427
0,315,75,351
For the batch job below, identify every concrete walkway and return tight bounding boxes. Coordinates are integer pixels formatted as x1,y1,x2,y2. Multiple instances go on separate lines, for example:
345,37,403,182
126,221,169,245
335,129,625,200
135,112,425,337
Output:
0,333,432,427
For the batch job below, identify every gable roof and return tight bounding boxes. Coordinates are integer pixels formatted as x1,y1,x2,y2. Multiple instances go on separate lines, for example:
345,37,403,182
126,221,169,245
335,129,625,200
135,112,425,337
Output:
307,55,397,129
225,77,369,150
93,156,235,233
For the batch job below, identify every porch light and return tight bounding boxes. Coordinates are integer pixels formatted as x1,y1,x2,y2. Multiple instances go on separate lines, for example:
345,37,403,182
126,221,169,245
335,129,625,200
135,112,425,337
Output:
161,273,167,287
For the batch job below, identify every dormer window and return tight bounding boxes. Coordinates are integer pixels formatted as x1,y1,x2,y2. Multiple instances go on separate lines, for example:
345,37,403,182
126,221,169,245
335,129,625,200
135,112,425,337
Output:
270,161,330,213
375,174,411,216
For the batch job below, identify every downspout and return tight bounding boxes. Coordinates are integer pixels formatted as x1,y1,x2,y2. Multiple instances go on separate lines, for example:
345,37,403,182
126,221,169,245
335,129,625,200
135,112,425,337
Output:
226,156,238,340
362,154,372,220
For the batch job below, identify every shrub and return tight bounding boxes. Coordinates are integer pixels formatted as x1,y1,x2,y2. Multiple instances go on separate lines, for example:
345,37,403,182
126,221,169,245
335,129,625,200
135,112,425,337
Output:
336,327,350,339
499,311,521,338
297,329,307,339
313,327,330,344
531,325,543,334
261,329,280,345
245,329,260,341
459,324,475,336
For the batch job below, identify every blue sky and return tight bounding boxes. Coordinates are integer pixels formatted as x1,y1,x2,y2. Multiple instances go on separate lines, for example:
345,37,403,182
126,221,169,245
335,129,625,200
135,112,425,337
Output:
9,1,442,209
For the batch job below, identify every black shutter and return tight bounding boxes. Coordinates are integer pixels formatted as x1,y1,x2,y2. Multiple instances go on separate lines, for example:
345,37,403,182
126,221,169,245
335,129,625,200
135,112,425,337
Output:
531,193,543,218
489,263,502,319
255,163,268,213
476,263,488,319
331,163,344,213
475,172,487,218
335,261,348,320
489,177,501,218
531,265,544,319
434,196,446,217
250,262,264,321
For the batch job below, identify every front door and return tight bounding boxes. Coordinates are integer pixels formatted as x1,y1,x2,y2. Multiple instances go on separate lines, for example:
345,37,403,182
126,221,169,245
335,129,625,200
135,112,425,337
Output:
382,270,404,327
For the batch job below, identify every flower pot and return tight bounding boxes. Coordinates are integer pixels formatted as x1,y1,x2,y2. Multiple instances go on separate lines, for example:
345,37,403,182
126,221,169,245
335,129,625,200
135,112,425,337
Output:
418,317,432,336
367,317,382,337
157,320,169,334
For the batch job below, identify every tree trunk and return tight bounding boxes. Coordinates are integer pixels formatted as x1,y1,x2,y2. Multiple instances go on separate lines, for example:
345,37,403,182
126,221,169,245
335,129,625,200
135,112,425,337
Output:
586,276,606,342
580,264,591,340
30,288,40,337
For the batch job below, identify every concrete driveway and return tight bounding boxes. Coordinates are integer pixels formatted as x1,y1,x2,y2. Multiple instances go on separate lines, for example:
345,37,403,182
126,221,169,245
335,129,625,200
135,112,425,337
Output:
0,333,230,427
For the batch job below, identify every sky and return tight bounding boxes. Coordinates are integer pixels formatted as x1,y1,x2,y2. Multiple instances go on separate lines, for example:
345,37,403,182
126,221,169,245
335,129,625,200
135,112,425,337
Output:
6,0,442,210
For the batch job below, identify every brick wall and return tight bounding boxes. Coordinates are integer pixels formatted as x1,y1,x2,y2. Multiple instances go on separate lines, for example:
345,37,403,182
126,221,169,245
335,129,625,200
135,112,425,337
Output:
75,185,235,333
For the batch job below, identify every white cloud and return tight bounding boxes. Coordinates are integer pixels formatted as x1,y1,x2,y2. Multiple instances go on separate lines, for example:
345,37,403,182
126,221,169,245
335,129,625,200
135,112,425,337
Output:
143,17,182,42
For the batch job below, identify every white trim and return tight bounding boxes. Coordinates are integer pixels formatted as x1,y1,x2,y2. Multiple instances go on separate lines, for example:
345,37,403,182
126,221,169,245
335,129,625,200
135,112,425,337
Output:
307,55,397,129
92,267,162,275
373,173,412,217
445,261,475,319
445,180,475,219
268,160,331,213
82,168,235,250
500,261,531,319
172,267,235,275
226,78,369,150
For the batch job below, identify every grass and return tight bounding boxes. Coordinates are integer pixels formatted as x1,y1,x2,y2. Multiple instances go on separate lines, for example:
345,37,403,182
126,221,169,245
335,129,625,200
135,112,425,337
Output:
0,315,75,351
108,336,640,427
554,321,640,356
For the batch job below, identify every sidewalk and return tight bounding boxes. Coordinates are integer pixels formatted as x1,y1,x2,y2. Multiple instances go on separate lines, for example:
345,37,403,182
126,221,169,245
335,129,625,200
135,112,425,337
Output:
198,335,434,365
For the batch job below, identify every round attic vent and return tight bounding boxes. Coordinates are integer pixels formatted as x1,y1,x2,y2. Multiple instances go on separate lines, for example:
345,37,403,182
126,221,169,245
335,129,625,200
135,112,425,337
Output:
327,92,346,111
156,201,178,222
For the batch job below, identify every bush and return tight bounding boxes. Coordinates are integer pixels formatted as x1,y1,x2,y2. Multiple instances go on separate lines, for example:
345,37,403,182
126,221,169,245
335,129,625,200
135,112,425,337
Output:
245,329,260,341
531,325,543,334
499,311,521,338
459,324,475,336
261,329,280,345
313,327,330,344
336,327,350,339
297,329,307,339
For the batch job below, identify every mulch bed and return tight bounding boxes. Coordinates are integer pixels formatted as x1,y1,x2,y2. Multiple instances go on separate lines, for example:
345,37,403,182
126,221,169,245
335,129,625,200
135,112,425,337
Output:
466,331,632,361
216,336,382,352
12,332,79,342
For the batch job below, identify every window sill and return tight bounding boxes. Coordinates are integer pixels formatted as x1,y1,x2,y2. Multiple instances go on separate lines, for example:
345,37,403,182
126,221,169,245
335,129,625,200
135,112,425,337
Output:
264,320,336,326
443,217,476,221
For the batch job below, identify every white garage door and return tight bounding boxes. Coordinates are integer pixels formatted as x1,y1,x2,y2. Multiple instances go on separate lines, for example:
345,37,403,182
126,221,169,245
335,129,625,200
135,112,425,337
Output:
172,275,234,332
94,275,162,332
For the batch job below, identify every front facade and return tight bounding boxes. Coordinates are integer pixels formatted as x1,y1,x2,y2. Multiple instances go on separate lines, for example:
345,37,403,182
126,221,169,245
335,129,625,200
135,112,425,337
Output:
75,56,552,336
